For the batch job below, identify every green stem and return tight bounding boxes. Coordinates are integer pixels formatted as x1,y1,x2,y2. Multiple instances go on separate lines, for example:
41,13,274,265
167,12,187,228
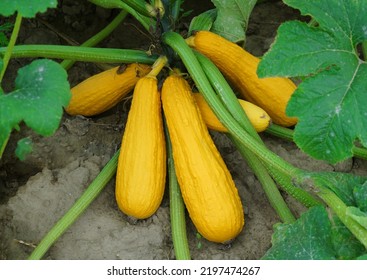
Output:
28,151,119,260
165,122,191,260
0,45,158,64
60,10,128,70
0,13,22,83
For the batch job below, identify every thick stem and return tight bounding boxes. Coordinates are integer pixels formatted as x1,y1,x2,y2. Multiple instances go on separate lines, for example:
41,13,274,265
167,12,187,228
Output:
0,45,158,64
28,151,119,260
147,55,168,77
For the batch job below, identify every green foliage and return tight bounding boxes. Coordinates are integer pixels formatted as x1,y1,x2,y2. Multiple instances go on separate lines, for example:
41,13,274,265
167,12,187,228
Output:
262,206,367,260
262,206,336,260
257,0,367,164
0,0,58,18
211,0,257,43
0,59,71,157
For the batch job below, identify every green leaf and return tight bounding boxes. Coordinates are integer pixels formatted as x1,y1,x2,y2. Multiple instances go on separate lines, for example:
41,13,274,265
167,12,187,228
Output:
262,206,336,260
331,216,366,260
210,0,256,43
0,59,71,149
353,181,367,212
346,207,367,230
0,0,58,18
257,0,367,164
188,9,217,36
15,137,33,160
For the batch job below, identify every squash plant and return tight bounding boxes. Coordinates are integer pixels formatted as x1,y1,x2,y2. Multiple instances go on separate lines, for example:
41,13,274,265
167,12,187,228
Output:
1,0,367,260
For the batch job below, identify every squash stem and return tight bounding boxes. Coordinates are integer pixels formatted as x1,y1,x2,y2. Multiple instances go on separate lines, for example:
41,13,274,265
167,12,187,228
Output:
28,150,119,260
0,45,158,65
165,121,191,260
60,10,128,70
0,12,22,83
147,55,168,77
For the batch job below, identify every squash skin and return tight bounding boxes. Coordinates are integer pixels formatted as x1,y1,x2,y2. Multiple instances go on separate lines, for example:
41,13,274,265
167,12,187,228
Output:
187,31,297,127
193,93,271,133
162,75,244,243
66,63,151,116
115,76,166,219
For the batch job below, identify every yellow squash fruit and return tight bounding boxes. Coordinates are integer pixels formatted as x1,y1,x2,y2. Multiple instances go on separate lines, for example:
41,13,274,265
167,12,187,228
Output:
115,75,166,219
186,30,298,127
162,74,244,243
66,63,151,116
193,93,271,133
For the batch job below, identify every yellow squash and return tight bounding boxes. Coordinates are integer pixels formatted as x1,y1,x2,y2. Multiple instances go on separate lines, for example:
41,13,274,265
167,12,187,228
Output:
115,75,166,219
186,30,298,127
66,63,151,116
162,74,244,243
193,93,271,133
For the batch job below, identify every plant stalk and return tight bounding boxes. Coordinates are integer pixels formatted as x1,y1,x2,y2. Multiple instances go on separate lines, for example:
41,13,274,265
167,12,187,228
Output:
0,45,158,64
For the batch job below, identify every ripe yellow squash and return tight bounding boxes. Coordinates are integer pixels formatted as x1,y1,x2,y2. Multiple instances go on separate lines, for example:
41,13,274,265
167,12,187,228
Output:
193,93,271,133
66,63,151,116
186,30,298,127
115,75,166,219
162,74,244,243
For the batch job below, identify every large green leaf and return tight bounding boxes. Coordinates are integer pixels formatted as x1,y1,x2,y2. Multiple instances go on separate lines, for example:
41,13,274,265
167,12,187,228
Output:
211,0,257,43
257,0,367,164
262,206,337,260
0,0,58,18
0,59,71,151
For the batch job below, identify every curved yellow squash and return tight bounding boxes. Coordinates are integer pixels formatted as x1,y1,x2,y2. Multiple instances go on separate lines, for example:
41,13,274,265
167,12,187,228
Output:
162,74,244,243
115,76,166,219
193,93,271,133
187,30,297,127
66,63,151,116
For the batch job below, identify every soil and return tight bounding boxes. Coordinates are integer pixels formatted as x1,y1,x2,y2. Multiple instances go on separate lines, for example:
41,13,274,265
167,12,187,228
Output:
1,0,366,260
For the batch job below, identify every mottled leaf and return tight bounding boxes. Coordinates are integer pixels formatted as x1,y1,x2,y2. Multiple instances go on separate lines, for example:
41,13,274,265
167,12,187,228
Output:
257,0,367,164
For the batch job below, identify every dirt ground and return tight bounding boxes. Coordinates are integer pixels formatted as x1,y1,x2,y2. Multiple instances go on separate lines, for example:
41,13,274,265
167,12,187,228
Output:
1,0,366,260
